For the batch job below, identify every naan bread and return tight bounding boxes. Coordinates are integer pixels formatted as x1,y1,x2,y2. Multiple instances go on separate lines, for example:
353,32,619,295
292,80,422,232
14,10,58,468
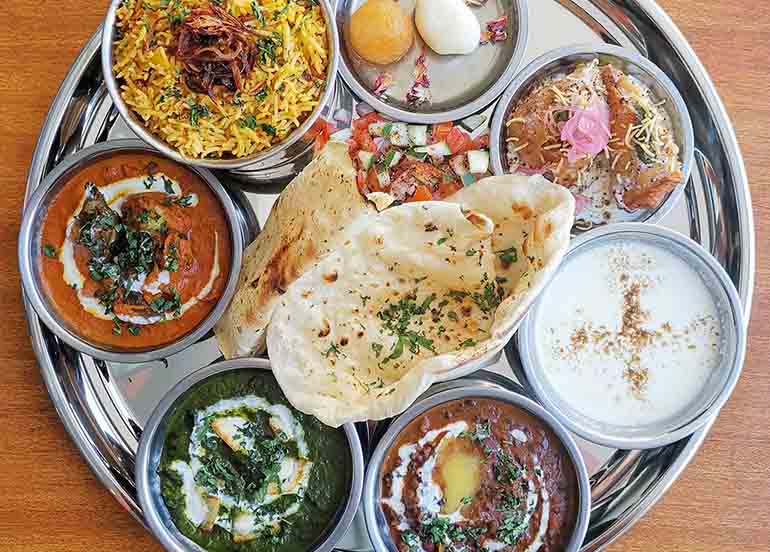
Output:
267,175,574,427
215,142,374,358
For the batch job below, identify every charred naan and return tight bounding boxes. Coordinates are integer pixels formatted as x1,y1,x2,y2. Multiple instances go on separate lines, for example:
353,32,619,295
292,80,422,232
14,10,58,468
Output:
215,142,374,358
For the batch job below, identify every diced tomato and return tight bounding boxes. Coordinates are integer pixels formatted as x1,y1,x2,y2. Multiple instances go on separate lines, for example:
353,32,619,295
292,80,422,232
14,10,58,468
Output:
472,133,490,149
353,112,382,132
407,185,433,202
446,127,474,154
431,122,453,144
435,178,464,199
304,118,330,141
353,125,378,153
304,118,335,154
367,167,388,193
356,171,367,195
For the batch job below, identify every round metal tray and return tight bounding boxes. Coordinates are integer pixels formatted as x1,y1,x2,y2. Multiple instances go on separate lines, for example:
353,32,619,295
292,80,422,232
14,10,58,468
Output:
22,1,754,551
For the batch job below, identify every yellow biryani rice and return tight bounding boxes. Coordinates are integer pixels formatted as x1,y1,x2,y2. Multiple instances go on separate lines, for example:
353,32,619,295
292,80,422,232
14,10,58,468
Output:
113,0,329,159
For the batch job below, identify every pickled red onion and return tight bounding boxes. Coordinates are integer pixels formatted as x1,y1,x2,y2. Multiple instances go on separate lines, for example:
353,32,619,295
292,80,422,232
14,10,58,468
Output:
560,101,610,163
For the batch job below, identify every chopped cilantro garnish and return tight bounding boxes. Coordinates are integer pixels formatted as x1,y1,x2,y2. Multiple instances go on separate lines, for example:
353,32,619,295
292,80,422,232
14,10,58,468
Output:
42,244,57,258
496,246,518,265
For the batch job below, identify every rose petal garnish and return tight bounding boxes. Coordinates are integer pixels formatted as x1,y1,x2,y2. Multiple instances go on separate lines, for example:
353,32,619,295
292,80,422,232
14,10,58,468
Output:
561,101,610,163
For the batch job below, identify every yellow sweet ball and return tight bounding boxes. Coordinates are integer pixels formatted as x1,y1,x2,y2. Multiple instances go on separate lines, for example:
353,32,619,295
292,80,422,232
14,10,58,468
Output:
349,0,414,65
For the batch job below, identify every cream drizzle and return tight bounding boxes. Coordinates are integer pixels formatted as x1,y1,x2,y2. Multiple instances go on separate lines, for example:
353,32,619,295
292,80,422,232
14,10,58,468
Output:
174,396,312,537
58,174,215,324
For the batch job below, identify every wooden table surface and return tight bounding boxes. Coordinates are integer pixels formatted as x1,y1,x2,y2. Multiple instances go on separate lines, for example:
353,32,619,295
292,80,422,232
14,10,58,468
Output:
1,0,768,550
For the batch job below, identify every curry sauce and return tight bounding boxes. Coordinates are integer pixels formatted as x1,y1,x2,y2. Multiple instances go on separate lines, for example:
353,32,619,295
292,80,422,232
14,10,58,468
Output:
38,152,232,350
380,398,579,552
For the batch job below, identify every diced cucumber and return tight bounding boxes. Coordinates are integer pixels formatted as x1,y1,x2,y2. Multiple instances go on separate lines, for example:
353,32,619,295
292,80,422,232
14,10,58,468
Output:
358,150,375,169
368,122,389,136
388,123,409,146
405,148,428,162
467,150,490,174
387,150,403,168
461,173,476,187
449,154,469,176
407,125,428,146
380,149,403,169
414,141,452,157
376,168,391,189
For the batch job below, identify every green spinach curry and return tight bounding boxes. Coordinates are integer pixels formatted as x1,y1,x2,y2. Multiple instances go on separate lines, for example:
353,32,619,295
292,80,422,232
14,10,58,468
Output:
160,369,351,551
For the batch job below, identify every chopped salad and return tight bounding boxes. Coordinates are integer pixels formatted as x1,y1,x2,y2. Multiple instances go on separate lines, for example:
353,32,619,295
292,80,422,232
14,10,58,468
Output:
330,112,492,205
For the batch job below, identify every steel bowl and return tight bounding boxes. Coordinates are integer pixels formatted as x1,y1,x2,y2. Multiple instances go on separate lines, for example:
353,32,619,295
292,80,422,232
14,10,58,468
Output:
363,384,591,552
17,139,244,363
337,0,528,124
516,223,746,450
489,43,695,226
136,357,365,552
101,0,340,170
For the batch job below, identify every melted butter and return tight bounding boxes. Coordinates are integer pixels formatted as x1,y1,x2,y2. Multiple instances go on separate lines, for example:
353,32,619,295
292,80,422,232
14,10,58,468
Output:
435,438,482,514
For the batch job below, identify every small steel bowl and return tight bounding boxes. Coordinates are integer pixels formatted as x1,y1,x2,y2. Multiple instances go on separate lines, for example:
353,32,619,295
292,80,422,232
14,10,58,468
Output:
363,384,591,552
337,0,528,124
17,139,244,363
489,44,695,226
101,0,340,170
136,357,365,552
516,223,746,450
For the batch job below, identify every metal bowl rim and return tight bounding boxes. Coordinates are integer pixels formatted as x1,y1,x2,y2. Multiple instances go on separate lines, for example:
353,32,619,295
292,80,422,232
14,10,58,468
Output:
336,0,529,124
516,222,747,450
362,384,591,552
489,42,695,226
135,357,365,552
101,0,340,170
17,138,245,363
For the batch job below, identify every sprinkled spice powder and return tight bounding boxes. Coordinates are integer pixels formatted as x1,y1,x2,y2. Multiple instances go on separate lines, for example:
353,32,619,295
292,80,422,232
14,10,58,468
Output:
535,240,723,428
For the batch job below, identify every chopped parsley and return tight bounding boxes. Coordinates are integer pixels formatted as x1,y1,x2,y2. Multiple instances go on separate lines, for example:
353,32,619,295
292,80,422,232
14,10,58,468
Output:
162,175,176,195
187,100,210,127
322,343,345,358
251,0,265,24
371,343,383,358
127,325,141,336
149,289,182,318
239,115,258,130
496,246,518,265
401,531,421,552
42,244,57,258
112,316,123,336
360,294,371,307
256,36,282,64
164,242,179,272
466,248,478,256
462,420,492,444
460,338,477,348
377,292,437,362
437,237,449,246
495,450,523,483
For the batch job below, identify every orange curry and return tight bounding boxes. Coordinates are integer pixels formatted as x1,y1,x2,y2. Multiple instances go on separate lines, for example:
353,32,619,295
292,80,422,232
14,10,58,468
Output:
39,152,232,350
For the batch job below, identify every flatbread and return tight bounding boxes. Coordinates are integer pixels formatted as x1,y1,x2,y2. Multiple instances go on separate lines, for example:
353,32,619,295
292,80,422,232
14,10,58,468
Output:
267,175,575,427
214,142,374,358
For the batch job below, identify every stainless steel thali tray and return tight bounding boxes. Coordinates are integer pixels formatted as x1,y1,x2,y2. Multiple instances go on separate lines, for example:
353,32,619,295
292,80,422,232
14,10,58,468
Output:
22,1,755,551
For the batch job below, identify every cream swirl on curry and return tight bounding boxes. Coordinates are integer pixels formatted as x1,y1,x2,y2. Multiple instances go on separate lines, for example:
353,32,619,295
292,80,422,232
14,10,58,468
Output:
39,152,232,349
